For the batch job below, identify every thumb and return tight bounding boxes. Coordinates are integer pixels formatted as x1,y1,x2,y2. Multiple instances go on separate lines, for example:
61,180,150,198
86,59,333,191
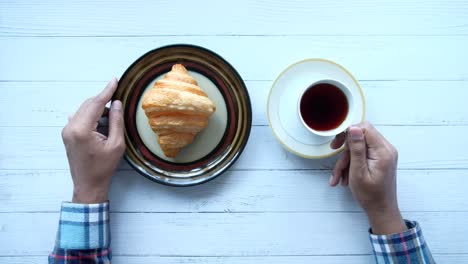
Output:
108,100,124,145
347,126,368,175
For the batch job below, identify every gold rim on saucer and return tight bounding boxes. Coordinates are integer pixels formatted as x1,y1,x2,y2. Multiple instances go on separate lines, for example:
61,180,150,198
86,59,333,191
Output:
267,58,366,159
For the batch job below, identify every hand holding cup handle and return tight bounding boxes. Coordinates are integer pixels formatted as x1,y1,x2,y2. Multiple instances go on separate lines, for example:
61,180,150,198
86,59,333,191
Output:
330,122,407,234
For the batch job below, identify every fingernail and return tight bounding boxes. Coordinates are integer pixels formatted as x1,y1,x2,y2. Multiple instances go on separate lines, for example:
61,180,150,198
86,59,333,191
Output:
112,100,122,110
329,174,334,186
109,77,118,85
349,127,363,140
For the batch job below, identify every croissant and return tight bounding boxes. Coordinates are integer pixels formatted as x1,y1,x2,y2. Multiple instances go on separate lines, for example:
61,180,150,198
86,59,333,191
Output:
141,64,216,158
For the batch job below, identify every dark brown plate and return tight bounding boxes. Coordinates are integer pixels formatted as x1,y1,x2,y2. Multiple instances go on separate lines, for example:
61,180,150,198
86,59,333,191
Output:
114,44,252,186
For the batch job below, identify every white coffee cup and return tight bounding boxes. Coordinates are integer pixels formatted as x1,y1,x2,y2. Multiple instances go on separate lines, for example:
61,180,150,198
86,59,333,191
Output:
298,79,354,137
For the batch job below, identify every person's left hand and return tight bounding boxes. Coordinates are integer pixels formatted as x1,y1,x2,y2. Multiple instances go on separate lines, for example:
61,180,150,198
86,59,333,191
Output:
61,78,125,204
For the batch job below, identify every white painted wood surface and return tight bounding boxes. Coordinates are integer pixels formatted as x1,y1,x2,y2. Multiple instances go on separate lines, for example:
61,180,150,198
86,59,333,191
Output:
2,256,468,264
1,212,467,255
1,0,467,36
1,1,468,263
1,170,468,213
1,36,468,81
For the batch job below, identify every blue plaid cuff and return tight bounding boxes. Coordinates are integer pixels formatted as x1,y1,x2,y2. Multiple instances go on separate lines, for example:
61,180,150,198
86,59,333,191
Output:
369,220,435,264
55,202,110,250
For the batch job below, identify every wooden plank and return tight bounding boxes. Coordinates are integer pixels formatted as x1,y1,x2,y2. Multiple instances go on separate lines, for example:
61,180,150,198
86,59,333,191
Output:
1,36,467,81
2,81,467,127
1,0,467,36
3,255,468,264
0,126,467,170
1,169,467,213
0,256,378,264
0,212,465,255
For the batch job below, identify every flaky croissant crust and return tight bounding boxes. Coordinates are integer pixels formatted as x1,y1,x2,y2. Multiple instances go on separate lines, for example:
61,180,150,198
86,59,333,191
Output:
142,64,216,158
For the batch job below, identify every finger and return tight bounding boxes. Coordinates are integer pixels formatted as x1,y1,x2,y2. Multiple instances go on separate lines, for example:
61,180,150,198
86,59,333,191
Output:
341,169,349,186
74,78,118,126
92,131,108,141
338,150,350,187
330,131,347,149
107,100,124,146
347,126,368,177
96,77,119,103
356,122,390,149
330,149,350,187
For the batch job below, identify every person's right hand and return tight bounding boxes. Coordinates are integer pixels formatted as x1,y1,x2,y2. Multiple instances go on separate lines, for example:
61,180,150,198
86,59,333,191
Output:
329,122,407,234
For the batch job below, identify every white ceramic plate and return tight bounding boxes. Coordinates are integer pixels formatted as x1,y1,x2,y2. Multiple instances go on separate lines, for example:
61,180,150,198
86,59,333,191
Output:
267,59,366,159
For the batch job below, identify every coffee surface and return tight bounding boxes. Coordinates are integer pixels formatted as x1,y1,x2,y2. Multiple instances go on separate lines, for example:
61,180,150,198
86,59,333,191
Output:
299,83,349,131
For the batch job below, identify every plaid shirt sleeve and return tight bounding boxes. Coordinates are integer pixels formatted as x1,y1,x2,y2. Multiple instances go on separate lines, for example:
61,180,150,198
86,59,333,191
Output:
48,202,111,264
369,220,435,264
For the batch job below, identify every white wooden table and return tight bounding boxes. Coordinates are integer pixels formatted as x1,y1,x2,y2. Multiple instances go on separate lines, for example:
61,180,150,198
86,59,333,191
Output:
1,1,468,263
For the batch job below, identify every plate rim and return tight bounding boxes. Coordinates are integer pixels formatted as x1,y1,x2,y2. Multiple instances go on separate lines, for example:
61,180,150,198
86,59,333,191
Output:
116,43,252,186
267,58,366,159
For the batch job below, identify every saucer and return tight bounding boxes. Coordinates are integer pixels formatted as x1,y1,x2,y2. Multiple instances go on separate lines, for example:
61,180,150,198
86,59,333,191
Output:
267,59,365,159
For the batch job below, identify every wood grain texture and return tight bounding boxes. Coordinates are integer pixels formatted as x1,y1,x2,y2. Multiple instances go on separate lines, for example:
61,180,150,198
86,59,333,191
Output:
2,0,467,260
0,125,467,170
2,255,467,264
1,0,467,36
0,212,466,255
1,169,467,213
2,80,467,127
1,36,467,81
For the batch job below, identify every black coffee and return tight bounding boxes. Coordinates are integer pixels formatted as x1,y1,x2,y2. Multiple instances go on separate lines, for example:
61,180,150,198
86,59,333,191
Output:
299,83,349,131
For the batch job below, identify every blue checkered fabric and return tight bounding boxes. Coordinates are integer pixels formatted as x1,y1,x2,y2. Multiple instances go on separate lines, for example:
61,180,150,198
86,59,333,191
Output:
370,220,435,264
49,202,111,263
